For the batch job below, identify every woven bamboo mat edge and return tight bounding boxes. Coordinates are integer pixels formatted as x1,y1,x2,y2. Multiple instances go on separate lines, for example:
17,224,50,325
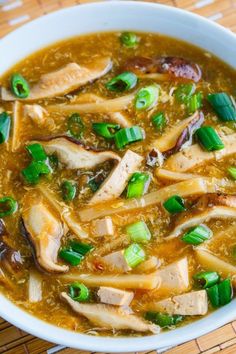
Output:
1,0,236,353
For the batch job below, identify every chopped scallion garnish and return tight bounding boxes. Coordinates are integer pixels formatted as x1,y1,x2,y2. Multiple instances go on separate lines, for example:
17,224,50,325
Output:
11,73,30,98
114,126,144,149
181,224,212,245
145,311,184,328
124,243,145,268
207,279,233,308
152,112,166,132
163,195,186,214
135,85,159,111
195,126,224,151
105,72,137,92
120,32,138,47
67,113,85,139
193,271,220,288
208,93,236,121
69,241,94,256
187,92,202,113
175,83,196,103
26,143,47,162
69,282,90,302
0,112,11,144
61,180,77,202
126,172,150,198
126,221,151,243
59,249,83,266
92,123,120,139
22,160,52,184
228,167,236,180
0,197,18,218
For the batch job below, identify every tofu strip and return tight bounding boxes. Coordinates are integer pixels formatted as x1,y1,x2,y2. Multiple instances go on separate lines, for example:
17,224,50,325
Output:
89,150,143,205
164,133,236,172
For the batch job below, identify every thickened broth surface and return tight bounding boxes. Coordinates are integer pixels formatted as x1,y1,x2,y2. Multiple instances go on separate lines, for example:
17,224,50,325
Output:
0,32,235,336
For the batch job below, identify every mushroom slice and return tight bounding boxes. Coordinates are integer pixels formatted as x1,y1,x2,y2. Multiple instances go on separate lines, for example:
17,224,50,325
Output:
197,193,236,209
123,56,201,82
0,220,23,275
89,150,143,205
61,292,160,334
37,136,120,170
166,206,236,240
1,58,112,101
152,111,204,155
164,133,236,172
37,184,88,239
21,194,68,273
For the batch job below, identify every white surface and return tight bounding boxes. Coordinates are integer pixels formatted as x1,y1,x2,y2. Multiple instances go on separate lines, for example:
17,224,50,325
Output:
0,1,236,352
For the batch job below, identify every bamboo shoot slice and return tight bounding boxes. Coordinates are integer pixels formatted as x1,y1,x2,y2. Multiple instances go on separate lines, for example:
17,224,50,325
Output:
60,272,161,290
195,248,236,287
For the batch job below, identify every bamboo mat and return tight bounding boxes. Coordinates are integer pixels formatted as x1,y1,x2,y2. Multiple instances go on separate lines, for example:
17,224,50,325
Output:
0,0,236,353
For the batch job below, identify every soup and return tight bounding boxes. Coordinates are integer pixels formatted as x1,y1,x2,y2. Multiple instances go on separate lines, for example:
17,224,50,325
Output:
0,31,236,337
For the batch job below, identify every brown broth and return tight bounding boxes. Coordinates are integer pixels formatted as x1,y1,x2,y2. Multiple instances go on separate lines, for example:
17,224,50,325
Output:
0,32,236,336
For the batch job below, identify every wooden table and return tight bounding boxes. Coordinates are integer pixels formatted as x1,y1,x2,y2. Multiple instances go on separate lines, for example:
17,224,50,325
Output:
0,1,236,353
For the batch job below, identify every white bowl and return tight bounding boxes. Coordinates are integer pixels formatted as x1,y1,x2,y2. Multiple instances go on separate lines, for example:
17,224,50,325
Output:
0,1,235,352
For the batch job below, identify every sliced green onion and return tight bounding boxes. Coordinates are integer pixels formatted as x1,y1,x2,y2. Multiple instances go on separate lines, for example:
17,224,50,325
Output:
195,126,224,151
145,312,184,328
120,32,138,47
11,73,30,98
0,197,18,218
218,279,233,306
193,271,220,288
105,72,137,92
26,143,47,161
92,123,120,139
114,126,144,149
67,113,85,139
61,180,77,202
207,279,233,308
152,112,166,132
69,282,90,302
163,195,186,214
208,93,236,121
21,160,51,184
126,172,150,199
59,248,83,266
207,284,219,307
135,85,159,111
175,83,196,103
228,167,236,180
126,221,151,243
70,241,94,256
0,112,11,144
124,243,145,268
187,92,202,113
182,225,212,245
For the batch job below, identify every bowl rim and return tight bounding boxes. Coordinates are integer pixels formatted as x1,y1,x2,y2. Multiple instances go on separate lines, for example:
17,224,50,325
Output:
0,1,236,352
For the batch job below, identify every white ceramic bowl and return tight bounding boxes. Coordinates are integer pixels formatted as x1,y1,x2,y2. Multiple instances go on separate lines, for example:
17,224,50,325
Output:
0,1,236,352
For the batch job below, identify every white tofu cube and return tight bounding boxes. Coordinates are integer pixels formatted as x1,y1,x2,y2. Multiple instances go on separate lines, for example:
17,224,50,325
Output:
152,290,208,316
97,286,134,306
103,250,131,272
93,217,114,236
